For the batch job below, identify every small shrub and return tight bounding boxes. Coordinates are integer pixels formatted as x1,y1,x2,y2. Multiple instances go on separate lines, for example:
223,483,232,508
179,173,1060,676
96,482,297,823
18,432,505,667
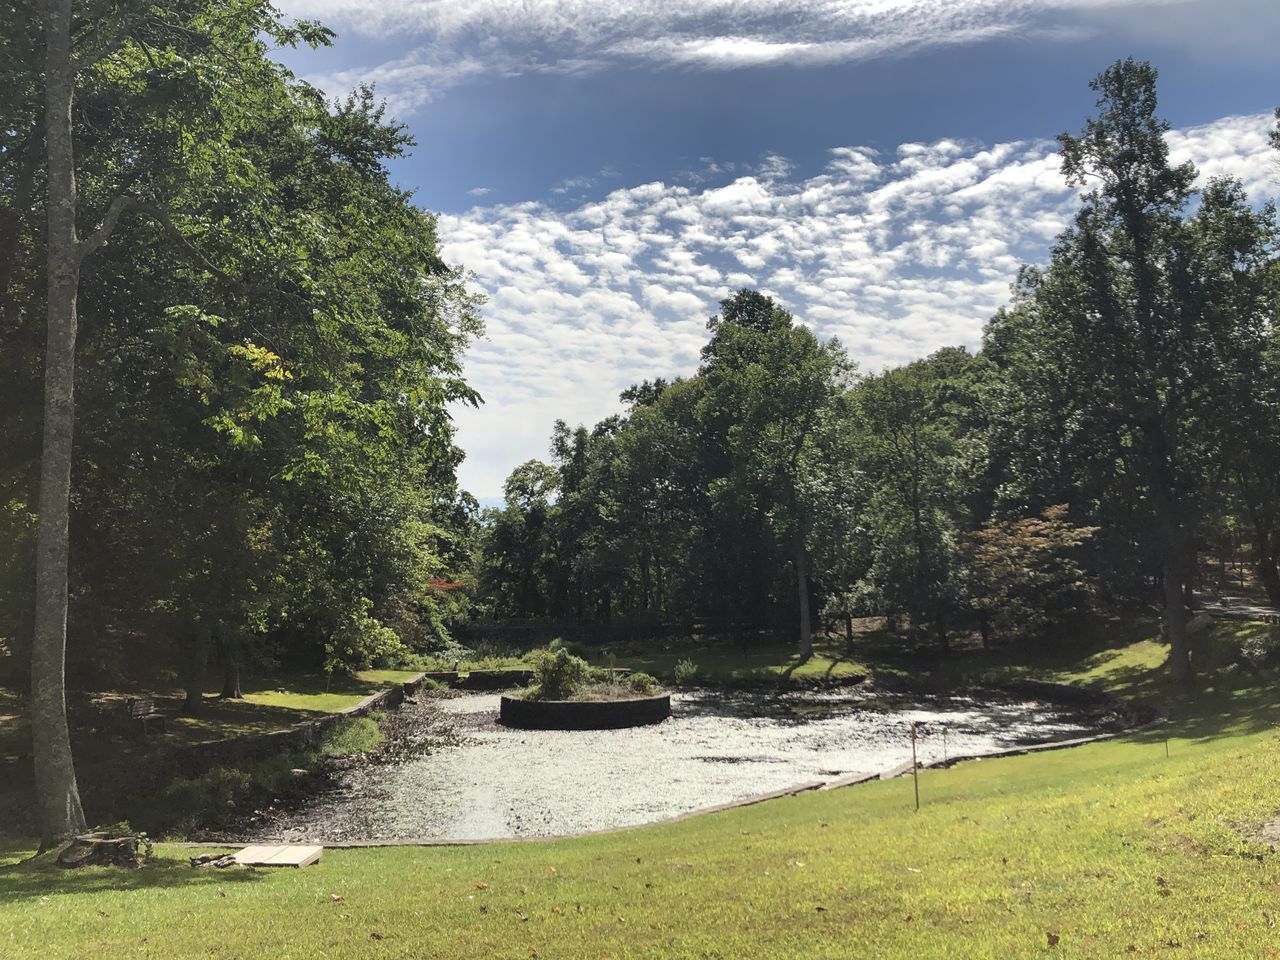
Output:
673,658,699,687
627,672,659,695
417,677,445,692
528,645,590,700
548,637,592,660
1239,628,1280,671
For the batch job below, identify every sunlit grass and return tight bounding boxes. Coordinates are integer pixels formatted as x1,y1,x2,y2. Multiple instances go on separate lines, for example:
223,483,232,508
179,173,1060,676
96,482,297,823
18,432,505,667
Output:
4,622,1280,958
3,633,1280,957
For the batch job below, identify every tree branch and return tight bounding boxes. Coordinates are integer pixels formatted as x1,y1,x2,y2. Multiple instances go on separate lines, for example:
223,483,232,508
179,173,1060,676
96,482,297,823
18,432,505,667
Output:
77,193,137,262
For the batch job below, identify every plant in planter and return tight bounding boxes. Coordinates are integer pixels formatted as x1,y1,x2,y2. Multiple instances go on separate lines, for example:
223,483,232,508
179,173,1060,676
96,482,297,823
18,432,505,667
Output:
525,645,591,701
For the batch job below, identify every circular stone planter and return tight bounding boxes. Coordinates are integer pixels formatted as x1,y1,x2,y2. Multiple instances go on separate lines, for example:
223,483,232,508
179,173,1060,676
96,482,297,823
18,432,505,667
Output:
499,693,671,730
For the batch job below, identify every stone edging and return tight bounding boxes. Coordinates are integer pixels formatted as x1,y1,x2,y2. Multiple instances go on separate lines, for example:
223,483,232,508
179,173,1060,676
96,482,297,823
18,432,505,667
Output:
499,693,671,729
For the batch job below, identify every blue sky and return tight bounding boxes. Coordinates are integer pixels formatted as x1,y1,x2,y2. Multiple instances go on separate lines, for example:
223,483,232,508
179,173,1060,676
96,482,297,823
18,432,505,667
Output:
276,0,1280,502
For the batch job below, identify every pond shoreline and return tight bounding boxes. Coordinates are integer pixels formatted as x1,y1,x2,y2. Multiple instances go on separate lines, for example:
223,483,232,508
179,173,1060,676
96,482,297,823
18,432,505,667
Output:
195,678,1149,846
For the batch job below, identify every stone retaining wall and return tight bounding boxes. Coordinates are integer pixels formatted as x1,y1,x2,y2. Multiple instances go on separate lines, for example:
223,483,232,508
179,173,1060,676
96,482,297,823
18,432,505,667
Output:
499,693,671,729
75,673,427,822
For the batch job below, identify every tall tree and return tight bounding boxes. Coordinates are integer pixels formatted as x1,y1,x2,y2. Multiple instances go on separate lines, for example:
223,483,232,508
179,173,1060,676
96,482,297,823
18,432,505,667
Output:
994,60,1276,683
32,0,90,847
698,291,850,658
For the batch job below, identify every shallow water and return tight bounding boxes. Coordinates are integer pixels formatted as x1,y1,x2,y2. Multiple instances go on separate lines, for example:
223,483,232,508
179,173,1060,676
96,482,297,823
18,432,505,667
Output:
239,688,1109,843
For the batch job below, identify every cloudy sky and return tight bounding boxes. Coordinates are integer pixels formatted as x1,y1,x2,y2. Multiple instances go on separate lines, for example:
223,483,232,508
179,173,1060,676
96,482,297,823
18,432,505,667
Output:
274,0,1280,502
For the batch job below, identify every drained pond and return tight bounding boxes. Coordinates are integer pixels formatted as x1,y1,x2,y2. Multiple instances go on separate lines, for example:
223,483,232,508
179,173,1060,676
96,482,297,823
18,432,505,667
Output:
233,687,1124,844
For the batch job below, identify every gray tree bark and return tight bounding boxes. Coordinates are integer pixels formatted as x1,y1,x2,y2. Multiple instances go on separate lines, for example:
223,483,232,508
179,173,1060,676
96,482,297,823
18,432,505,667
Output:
32,0,88,849
795,538,812,659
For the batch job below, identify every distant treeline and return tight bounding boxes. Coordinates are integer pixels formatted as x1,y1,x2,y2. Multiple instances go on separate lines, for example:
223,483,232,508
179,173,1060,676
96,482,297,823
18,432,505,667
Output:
473,61,1280,683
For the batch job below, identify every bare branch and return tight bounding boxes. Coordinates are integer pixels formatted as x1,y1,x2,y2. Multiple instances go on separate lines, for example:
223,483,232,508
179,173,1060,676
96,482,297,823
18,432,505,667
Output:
77,193,137,261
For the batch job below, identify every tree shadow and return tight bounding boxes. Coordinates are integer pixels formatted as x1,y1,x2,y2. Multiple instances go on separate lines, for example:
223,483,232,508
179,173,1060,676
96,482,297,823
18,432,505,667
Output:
0,848,266,904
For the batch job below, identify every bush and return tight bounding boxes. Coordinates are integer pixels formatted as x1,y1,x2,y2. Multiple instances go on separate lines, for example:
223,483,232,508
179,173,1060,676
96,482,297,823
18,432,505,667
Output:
673,658,699,687
1239,628,1280,671
548,637,592,660
627,672,659,695
528,645,591,700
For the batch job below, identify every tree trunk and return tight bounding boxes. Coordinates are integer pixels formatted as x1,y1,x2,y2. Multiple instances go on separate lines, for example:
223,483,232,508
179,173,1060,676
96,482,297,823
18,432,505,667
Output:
182,628,208,716
221,657,242,699
844,613,853,651
31,0,88,851
220,633,243,699
936,622,950,653
1258,557,1280,609
795,539,812,659
1162,555,1192,685
1254,529,1280,607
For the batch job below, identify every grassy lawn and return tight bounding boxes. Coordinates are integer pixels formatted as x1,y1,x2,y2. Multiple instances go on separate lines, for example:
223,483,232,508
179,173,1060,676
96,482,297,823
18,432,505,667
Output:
605,634,868,684
3,620,1279,957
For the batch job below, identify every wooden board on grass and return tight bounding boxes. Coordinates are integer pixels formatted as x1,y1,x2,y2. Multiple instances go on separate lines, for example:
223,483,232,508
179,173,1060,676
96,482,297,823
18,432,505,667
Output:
233,844,323,868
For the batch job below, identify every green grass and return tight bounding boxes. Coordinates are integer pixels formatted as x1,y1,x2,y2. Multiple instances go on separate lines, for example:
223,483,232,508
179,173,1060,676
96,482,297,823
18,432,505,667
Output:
3,621,1280,958
606,634,867,685
319,715,384,758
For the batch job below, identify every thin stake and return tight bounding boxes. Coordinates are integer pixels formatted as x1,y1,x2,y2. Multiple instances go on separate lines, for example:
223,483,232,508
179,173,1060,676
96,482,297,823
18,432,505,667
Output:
1165,737,1169,758
911,721,920,812
942,725,948,764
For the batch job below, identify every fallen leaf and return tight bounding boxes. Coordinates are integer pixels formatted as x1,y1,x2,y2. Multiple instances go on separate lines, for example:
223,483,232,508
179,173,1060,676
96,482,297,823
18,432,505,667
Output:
1046,932,1060,948
370,931,384,941
475,882,489,890
519,885,527,895
815,905,827,912
330,894,345,902
903,914,913,923
546,867,556,877
517,912,529,922
550,906,561,914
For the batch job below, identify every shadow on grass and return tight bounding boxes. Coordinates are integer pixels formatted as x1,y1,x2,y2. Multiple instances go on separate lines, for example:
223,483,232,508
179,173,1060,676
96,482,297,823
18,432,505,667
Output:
0,850,265,904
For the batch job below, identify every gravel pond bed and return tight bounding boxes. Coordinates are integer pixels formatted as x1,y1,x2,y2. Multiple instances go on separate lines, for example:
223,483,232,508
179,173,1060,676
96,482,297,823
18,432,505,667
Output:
234,687,1120,843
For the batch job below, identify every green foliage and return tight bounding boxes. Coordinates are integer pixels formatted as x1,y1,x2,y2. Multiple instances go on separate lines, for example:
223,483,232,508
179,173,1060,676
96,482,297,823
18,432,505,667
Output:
526,645,591,701
324,600,404,678
468,61,1279,682
0,2,482,689
626,671,659,695
672,658,699,687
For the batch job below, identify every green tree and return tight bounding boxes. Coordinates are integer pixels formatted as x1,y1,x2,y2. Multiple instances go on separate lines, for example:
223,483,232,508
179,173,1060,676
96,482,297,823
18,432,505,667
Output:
995,60,1276,682
698,291,851,657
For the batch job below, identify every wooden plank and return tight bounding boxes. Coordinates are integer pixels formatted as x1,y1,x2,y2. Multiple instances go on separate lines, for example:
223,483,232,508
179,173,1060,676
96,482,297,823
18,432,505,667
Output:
232,844,323,868
232,845,283,865
264,845,323,867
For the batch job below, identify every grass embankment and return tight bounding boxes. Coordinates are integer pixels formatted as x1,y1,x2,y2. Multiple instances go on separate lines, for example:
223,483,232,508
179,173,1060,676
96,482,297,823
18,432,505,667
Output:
0,669,419,835
606,634,868,685
3,620,1280,957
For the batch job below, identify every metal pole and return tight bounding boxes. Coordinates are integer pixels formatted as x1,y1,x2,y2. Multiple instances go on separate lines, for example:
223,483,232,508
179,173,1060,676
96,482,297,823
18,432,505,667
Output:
911,721,920,812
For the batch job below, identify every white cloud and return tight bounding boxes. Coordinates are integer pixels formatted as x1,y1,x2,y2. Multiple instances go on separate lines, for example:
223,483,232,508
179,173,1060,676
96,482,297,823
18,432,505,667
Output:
283,0,1222,112
442,112,1279,498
